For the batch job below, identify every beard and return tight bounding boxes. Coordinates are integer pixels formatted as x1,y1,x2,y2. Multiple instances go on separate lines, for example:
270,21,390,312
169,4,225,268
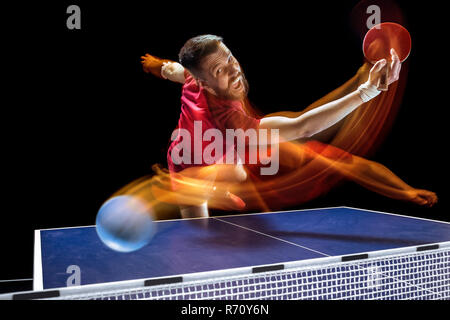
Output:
215,72,249,101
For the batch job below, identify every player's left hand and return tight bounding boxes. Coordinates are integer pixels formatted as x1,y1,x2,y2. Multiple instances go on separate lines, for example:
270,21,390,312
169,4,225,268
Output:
141,53,166,78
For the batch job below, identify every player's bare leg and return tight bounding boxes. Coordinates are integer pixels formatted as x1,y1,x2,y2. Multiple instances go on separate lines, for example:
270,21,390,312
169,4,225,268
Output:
180,202,209,218
283,142,438,207
348,157,438,206
178,163,248,218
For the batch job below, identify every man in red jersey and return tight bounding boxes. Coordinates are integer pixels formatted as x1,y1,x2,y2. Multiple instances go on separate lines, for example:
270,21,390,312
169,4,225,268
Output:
142,35,437,218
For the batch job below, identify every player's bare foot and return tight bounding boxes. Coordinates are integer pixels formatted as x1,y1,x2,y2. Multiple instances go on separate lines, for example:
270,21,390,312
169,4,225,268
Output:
209,188,246,211
226,191,246,210
406,189,438,207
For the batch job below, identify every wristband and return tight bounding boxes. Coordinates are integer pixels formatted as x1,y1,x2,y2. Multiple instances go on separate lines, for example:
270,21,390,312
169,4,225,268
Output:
358,82,381,103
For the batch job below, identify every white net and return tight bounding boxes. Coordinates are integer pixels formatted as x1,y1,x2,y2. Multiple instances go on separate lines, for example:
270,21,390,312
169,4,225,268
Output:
54,247,449,300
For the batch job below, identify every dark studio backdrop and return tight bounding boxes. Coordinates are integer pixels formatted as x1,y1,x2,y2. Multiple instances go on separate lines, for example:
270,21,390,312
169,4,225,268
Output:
1,0,448,284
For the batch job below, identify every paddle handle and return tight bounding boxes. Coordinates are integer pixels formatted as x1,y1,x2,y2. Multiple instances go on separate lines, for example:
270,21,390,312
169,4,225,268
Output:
377,63,390,91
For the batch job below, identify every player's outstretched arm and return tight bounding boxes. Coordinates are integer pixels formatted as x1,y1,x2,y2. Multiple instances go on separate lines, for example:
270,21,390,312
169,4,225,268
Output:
141,53,186,84
259,49,401,142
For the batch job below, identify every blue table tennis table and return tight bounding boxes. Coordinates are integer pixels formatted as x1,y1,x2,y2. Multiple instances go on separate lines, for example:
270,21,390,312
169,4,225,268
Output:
6,207,450,300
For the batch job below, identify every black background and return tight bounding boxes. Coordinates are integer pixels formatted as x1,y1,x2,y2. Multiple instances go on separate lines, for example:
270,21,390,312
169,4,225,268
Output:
1,0,448,286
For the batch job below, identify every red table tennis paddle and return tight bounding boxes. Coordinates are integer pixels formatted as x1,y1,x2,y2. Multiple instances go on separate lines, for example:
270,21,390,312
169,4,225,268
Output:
363,22,411,91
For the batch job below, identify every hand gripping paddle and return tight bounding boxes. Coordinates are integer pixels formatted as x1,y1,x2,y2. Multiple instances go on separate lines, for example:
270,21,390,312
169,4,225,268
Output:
363,22,411,91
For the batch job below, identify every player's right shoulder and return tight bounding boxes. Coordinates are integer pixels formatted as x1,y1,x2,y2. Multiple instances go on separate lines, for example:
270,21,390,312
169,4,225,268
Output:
183,69,194,83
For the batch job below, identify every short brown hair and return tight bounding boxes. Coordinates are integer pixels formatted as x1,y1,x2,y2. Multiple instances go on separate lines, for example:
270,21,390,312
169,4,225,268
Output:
178,34,223,77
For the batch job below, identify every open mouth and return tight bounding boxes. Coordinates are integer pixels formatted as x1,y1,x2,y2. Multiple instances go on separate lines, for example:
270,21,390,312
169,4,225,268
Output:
231,76,242,89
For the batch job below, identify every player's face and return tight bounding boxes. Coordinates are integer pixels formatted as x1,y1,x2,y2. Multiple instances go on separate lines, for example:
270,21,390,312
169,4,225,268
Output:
198,42,248,100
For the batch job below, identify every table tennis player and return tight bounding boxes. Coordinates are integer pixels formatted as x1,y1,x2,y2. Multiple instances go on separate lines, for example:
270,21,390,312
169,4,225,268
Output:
141,35,437,218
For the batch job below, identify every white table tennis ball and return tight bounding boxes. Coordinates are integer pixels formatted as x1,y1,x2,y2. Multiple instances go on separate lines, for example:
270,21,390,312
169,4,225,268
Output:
96,195,155,252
